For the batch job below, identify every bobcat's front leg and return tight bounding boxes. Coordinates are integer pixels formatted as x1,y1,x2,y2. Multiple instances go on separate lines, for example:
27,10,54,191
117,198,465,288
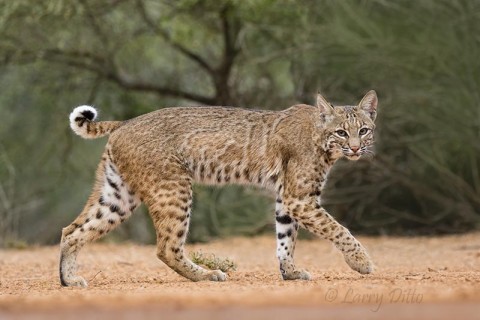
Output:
286,197,374,274
275,199,311,280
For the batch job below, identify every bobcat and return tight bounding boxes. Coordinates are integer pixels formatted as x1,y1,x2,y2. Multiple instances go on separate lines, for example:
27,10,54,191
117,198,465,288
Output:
60,90,378,287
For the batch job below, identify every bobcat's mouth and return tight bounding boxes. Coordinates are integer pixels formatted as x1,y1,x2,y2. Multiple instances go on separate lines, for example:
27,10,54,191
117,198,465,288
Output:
341,147,362,160
343,146,373,160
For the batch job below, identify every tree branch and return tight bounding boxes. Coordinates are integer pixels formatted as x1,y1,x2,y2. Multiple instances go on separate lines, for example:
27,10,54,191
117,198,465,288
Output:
220,4,240,69
4,48,215,105
136,0,215,75
41,49,107,65
211,4,242,105
108,74,216,105
78,0,110,50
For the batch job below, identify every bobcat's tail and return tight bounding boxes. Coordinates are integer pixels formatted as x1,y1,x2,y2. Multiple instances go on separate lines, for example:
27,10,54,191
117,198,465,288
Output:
69,106,122,139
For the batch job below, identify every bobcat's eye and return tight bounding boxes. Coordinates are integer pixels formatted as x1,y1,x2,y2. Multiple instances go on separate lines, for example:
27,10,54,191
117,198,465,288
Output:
359,128,369,135
336,130,348,137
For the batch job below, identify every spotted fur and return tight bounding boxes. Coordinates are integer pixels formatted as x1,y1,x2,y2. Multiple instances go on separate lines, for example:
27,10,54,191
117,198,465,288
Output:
60,90,378,287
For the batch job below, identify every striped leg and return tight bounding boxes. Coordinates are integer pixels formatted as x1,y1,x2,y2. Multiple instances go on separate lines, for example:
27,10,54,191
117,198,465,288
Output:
275,199,311,280
59,154,140,287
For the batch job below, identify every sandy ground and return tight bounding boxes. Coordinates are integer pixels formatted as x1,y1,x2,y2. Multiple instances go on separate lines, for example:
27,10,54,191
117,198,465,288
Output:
1,234,480,319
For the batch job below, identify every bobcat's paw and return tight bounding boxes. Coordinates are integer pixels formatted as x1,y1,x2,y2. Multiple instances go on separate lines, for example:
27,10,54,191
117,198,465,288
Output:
61,275,88,288
282,269,311,280
206,269,227,282
344,249,374,274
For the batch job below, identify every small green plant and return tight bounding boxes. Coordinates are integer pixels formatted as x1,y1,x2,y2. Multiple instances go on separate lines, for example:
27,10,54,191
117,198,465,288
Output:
190,251,237,273
4,239,29,250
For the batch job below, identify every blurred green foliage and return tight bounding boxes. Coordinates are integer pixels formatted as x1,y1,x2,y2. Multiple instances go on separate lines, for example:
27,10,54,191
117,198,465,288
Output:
0,0,479,246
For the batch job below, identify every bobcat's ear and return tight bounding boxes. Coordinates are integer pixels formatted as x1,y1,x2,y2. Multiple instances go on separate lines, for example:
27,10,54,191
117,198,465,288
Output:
359,90,378,121
316,93,334,116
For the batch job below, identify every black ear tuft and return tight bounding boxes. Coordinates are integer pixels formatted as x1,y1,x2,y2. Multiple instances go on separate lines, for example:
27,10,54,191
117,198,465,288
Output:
81,110,95,121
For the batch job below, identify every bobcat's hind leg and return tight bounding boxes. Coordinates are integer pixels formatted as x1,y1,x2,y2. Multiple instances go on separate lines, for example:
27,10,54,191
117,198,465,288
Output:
142,159,226,282
275,199,311,280
59,152,140,287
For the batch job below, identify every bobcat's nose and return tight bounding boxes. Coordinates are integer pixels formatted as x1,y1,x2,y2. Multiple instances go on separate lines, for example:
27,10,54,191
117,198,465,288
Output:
350,146,360,153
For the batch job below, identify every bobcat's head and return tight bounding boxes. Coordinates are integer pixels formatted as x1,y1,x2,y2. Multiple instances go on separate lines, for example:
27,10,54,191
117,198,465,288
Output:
317,90,378,161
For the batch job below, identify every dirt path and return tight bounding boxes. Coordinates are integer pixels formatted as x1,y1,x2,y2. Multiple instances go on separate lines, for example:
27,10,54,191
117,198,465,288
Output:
1,234,480,319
